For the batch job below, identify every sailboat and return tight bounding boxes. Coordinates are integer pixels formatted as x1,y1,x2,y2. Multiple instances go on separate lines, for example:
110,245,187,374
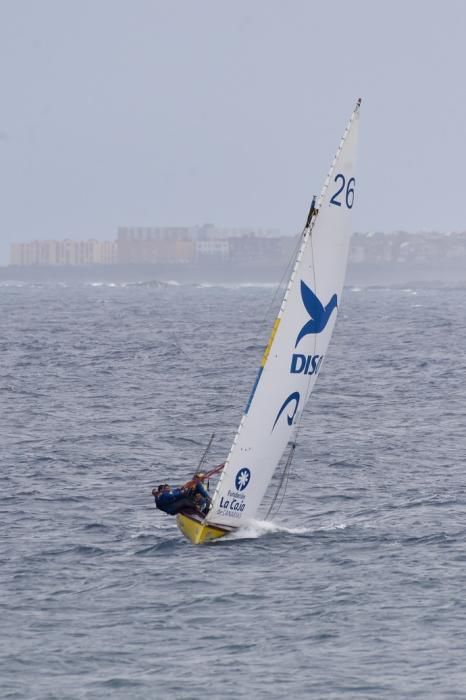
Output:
177,98,361,544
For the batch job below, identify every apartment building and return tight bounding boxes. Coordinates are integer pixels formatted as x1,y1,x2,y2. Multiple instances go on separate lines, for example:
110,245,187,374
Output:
10,240,117,265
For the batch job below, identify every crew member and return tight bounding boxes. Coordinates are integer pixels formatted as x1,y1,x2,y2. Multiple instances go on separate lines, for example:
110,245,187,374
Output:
152,484,195,516
187,473,212,516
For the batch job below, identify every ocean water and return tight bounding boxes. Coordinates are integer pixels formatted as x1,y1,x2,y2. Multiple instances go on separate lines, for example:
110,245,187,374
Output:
1,281,466,699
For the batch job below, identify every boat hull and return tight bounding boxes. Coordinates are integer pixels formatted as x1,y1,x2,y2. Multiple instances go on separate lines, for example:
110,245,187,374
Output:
176,511,234,544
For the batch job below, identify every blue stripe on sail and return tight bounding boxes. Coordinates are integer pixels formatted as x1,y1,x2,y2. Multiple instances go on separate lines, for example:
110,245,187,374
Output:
244,366,263,414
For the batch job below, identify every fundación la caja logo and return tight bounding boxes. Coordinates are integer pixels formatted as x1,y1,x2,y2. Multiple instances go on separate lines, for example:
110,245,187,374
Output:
235,468,251,492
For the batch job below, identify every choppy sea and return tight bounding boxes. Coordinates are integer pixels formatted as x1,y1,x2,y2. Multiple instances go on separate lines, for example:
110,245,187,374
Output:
1,280,466,699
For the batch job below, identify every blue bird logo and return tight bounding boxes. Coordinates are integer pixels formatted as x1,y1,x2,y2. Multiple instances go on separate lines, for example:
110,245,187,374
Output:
295,281,338,347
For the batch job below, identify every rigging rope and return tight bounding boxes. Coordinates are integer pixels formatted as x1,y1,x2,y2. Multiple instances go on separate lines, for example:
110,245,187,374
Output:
182,462,225,491
264,215,319,521
261,233,303,332
264,440,297,520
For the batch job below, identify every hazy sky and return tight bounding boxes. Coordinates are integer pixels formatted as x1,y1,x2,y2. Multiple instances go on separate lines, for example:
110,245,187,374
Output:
1,0,465,264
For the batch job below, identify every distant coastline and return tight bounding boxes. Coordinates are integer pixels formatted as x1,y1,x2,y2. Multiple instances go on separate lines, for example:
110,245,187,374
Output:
1,260,465,287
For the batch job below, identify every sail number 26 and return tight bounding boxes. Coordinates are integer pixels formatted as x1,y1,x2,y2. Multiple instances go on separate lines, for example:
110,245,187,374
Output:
329,174,355,208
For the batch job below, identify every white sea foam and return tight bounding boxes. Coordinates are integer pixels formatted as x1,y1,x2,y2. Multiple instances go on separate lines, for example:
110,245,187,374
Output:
194,281,283,290
224,519,312,540
317,522,348,531
220,519,349,542
0,281,29,287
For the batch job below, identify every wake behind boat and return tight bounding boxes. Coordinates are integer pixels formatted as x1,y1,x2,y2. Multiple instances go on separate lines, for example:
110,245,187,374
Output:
153,99,361,544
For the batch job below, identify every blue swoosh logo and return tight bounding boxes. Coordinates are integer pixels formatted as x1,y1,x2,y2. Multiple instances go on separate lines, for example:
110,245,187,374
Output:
295,281,338,347
272,391,300,431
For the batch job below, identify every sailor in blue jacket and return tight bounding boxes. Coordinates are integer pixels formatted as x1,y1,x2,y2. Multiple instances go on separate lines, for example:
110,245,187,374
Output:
152,474,212,516
152,484,193,515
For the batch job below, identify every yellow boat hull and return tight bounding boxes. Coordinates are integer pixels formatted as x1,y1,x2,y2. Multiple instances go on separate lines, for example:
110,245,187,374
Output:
176,512,233,544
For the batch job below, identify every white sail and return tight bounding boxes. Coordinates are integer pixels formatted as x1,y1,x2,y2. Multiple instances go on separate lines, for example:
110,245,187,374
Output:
206,99,361,528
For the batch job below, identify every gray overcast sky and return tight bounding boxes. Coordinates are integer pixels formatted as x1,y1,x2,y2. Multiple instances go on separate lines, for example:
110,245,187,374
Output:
1,0,465,264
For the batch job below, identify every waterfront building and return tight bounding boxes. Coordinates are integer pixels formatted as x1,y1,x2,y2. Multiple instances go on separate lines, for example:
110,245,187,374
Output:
10,239,117,265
